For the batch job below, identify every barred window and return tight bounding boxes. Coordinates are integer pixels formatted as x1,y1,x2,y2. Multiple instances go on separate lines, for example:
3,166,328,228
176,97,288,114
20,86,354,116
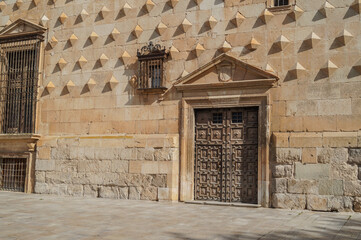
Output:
274,0,289,6
137,42,167,91
0,34,42,134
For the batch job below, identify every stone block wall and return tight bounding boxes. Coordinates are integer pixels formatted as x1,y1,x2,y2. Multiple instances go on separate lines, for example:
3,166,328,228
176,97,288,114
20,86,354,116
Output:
35,134,179,201
271,132,361,212
0,0,360,210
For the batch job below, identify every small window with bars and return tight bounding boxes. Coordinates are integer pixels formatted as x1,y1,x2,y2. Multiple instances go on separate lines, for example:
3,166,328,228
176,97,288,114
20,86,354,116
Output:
273,0,289,7
137,42,168,91
0,158,27,192
0,34,42,134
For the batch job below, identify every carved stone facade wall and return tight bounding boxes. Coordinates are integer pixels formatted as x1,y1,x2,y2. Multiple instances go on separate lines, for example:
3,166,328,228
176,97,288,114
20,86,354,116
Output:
0,0,360,211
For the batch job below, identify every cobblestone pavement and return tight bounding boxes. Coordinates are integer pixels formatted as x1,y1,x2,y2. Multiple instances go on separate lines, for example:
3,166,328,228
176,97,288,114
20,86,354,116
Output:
0,192,360,240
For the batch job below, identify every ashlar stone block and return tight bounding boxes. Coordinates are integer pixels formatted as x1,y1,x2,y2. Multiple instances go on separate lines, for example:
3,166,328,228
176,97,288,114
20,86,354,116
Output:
295,163,330,180
272,193,306,209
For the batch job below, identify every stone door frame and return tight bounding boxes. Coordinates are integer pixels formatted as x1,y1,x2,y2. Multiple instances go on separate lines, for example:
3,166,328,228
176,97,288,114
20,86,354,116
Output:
179,94,271,207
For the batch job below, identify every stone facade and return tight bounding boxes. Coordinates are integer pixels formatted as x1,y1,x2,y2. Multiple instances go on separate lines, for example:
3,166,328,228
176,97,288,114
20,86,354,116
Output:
0,0,360,212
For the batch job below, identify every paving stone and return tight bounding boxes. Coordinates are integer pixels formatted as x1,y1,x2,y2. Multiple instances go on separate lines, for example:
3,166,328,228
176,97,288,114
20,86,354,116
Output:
0,192,360,240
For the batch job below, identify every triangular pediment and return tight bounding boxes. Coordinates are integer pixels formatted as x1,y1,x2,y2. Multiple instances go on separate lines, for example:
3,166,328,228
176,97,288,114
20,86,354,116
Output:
175,53,278,91
0,19,46,36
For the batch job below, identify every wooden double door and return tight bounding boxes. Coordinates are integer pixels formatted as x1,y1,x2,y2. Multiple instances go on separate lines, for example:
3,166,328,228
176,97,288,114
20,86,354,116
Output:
194,107,258,204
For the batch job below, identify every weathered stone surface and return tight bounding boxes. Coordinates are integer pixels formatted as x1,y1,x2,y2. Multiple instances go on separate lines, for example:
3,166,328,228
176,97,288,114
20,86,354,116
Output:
83,185,98,198
288,179,318,194
307,195,328,211
36,160,55,171
295,163,330,180
151,175,167,187
318,180,344,196
344,181,361,197
275,148,301,164
359,167,361,180
331,163,358,181
317,148,348,164
271,178,287,193
348,148,361,164
99,186,128,199
272,193,306,210
129,186,141,200
354,197,361,212
111,160,129,173
66,185,83,197
272,165,292,178
140,186,158,200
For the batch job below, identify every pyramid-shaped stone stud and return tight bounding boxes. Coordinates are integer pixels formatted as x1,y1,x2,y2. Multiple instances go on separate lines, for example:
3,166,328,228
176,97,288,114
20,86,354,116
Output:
336,30,353,46
133,25,143,38
79,9,89,21
89,32,99,43
156,22,167,35
65,80,75,92
59,12,68,24
265,64,276,73
86,78,96,91
274,35,290,50
319,1,335,17
49,36,58,48
121,51,131,64
99,54,109,67
181,18,192,32
247,37,261,51
100,6,110,18
145,0,155,12
77,56,88,69
194,0,203,5
195,43,205,57
351,0,361,13
0,1,6,11
321,60,338,76
58,58,67,70
221,41,232,53
122,3,132,14
40,15,49,27
231,12,245,27
169,45,179,58
305,32,321,48
207,16,218,29
353,58,361,74
290,5,304,20
261,9,274,24
15,0,24,8
108,76,119,90
290,62,306,78
181,70,189,78
45,82,55,93
110,28,120,40
168,0,179,8
33,0,40,6
69,34,78,46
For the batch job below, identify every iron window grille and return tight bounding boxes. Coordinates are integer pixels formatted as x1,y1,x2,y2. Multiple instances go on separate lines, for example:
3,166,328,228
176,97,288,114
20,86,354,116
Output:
137,42,168,91
274,0,289,6
0,34,42,134
0,158,27,192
